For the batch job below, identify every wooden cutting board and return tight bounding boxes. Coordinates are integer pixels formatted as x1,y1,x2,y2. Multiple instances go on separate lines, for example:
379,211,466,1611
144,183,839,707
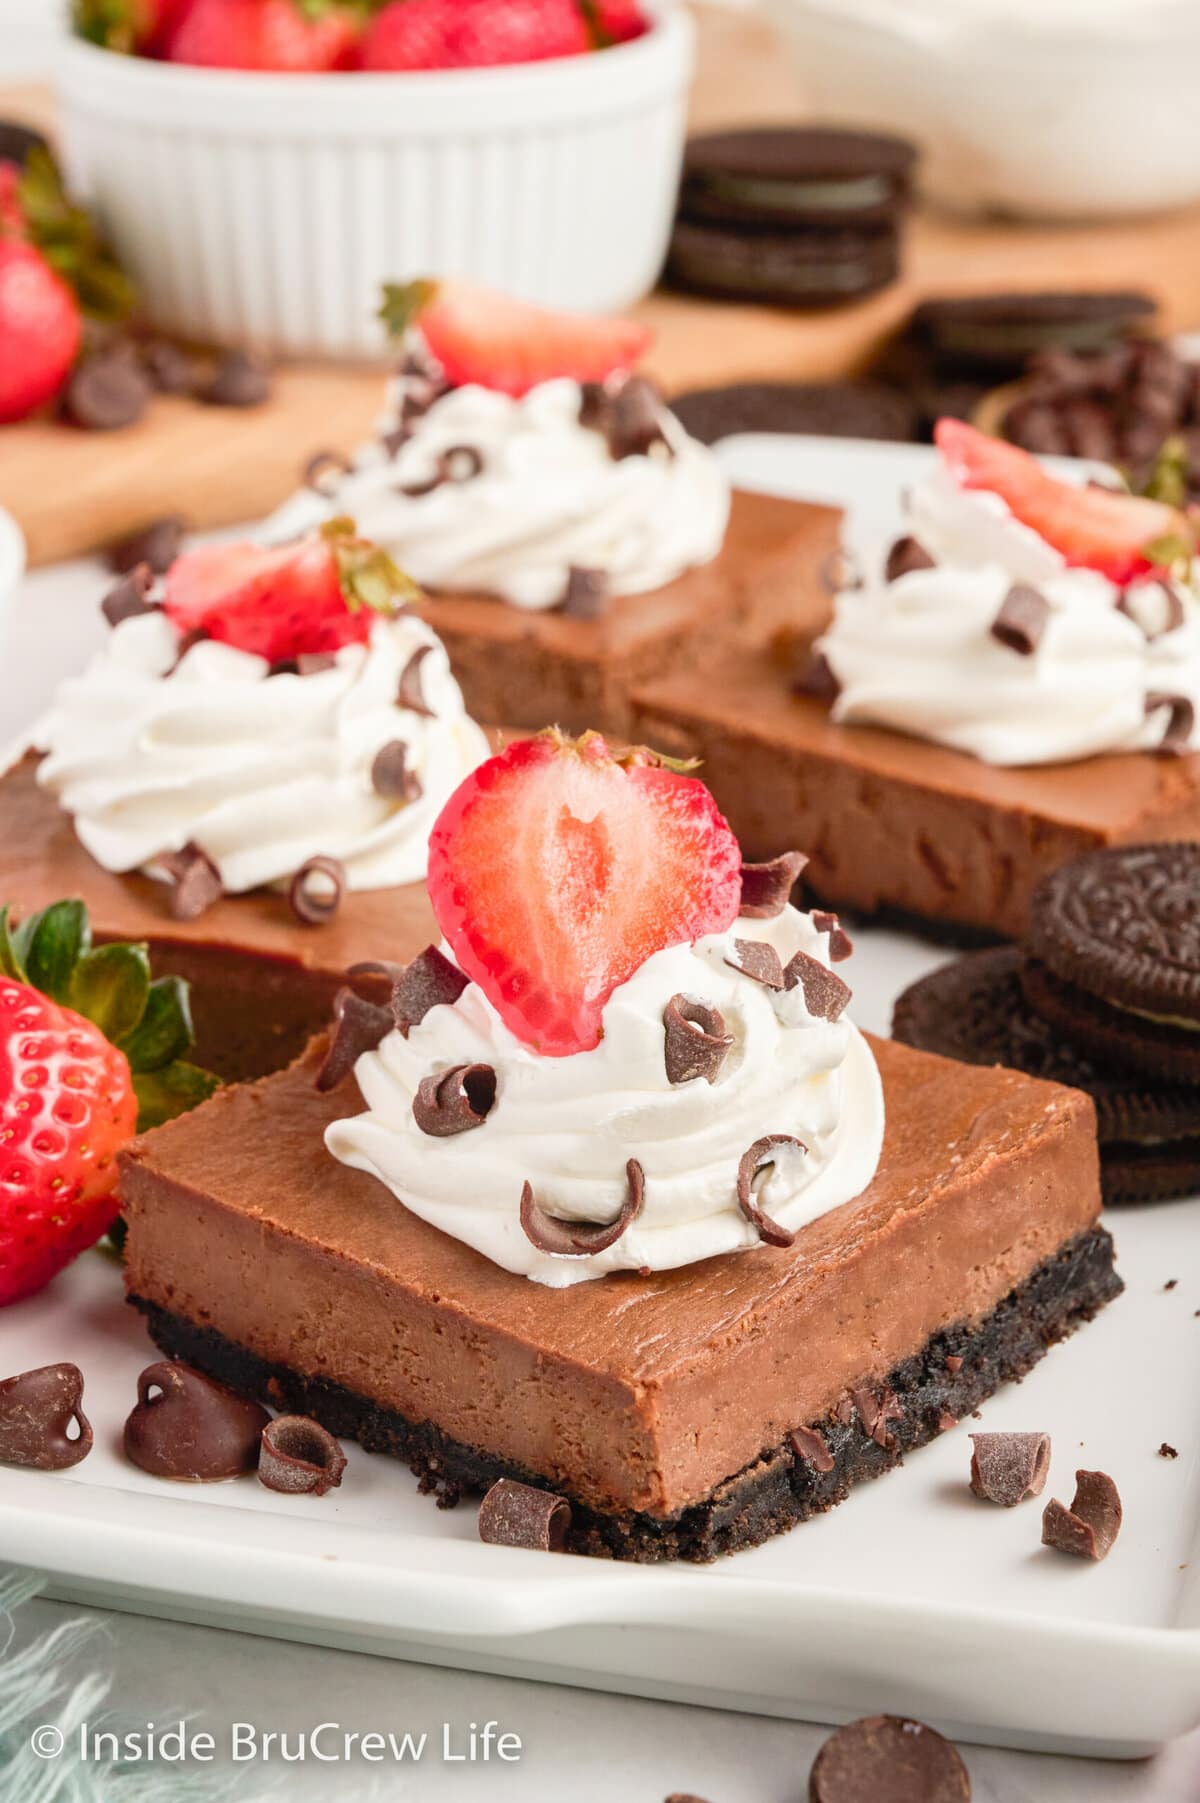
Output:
5,4,1200,568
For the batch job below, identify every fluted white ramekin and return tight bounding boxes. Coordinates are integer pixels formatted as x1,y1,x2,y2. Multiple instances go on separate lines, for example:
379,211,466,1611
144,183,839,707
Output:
58,1,692,359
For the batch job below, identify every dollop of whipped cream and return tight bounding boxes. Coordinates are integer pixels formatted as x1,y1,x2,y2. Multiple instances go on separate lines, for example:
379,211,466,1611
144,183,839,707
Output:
325,906,884,1288
817,466,1200,765
268,375,731,612
35,611,489,893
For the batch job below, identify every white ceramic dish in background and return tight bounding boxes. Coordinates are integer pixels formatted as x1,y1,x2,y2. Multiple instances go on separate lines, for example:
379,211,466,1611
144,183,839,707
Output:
0,504,26,665
764,0,1200,220
57,1,692,359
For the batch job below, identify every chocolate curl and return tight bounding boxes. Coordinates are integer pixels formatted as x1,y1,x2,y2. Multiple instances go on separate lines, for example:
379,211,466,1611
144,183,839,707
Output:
101,562,158,629
520,1159,645,1258
736,1134,806,1248
561,565,609,620
1117,582,1186,639
391,945,469,1033
315,988,393,1093
1145,690,1195,755
289,856,346,925
258,1416,347,1497
782,949,852,1023
371,740,423,802
1042,1469,1123,1561
124,1361,269,1482
885,535,936,581
608,375,670,459
0,1363,93,1471
812,909,854,962
991,583,1050,656
161,841,223,922
478,1477,572,1553
793,648,841,703
724,938,784,989
851,1384,902,1451
396,644,436,717
302,448,354,496
738,851,808,918
663,994,732,1086
969,1431,1051,1507
412,1062,497,1136
790,1423,834,1474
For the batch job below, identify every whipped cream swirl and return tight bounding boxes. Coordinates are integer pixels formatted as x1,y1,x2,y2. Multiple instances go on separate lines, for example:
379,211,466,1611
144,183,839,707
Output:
326,906,884,1288
817,466,1200,765
268,376,731,612
35,611,489,893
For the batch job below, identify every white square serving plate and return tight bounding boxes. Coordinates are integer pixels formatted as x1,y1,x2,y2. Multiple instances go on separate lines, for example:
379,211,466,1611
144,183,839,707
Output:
1,437,1197,1760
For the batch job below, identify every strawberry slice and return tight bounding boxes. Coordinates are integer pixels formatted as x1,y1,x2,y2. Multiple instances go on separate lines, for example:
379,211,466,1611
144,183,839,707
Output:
934,417,1192,583
427,732,743,1056
379,278,653,398
163,519,418,663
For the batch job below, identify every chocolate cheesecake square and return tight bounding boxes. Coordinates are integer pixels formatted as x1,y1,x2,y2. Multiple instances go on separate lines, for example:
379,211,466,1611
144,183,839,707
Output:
120,1035,1118,1562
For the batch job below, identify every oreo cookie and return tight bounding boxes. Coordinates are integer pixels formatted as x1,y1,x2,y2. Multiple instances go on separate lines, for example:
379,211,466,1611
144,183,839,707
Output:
679,128,916,230
665,218,900,309
670,381,917,447
910,291,1156,377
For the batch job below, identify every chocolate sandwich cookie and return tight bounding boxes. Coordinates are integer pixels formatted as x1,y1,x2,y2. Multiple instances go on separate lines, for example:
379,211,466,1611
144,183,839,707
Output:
670,381,917,447
679,128,917,231
910,291,1156,377
665,219,900,309
893,946,1200,1203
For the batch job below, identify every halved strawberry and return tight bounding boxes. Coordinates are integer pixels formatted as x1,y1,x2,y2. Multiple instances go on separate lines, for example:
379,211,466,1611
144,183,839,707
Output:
935,417,1193,583
427,731,743,1056
163,519,418,663
379,278,653,398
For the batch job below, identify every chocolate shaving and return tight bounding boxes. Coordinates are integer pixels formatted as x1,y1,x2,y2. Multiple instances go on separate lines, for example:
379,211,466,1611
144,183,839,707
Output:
108,514,187,576
885,534,936,582
936,1408,958,1434
289,856,346,926
1145,690,1195,756
315,988,393,1092
851,1384,902,1451
412,1062,497,1136
969,1431,1051,1506
790,1423,834,1474
392,944,469,1033
302,448,354,496
396,644,436,717
991,582,1050,656
793,648,841,703
782,949,852,1022
1159,1442,1179,1459
945,1354,964,1375
124,1361,269,1482
258,1415,347,1497
1117,582,1186,640
101,562,159,628
834,1396,854,1427
561,565,609,620
398,469,444,499
520,1159,645,1257
440,443,484,482
0,1363,93,1470
371,740,423,803
478,1477,571,1553
812,909,854,962
735,1134,806,1248
607,375,670,460
724,938,784,989
161,841,223,921
578,381,611,432
738,851,808,918
1042,1469,1123,1561
663,994,733,1085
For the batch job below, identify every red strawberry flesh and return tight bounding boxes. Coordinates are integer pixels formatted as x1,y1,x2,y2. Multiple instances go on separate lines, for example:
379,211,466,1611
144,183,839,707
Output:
163,531,375,662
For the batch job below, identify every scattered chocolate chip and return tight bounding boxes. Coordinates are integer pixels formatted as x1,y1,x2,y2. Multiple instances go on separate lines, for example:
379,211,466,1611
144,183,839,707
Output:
440,443,484,482
783,949,852,1022
101,562,158,629
725,938,784,989
561,565,610,620
969,1431,1051,1506
520,1159,645,1257
0,1363,93,1471
794,648,841,703
812,909,854,962
1164,1279,1178,1290
945,1355,964,1375
315,988,393,1092
412,1062,497,1136
396,643,436,717
108,514,187,576
852,1384,902,1451
739,851,808,918
736,1134,806,1248
371,740,423,803
258,1415,347,1497
203,348,271,408
1041,1468,1123,1561
663,993,733,1086
809,1714,971,1803
1159,1443,1179,1459
302,448,354,496
885,535,936,581
478,1477,571,1553
1117,582,1186,640
124,1361,269,1482
790,1423,834,1474
63,346,152,431
161,841,223,921
288,856,345,926
607,375,670,459
1145,690,1195,755
991,583,1050,656
392,944,469,1033
139,338,196,396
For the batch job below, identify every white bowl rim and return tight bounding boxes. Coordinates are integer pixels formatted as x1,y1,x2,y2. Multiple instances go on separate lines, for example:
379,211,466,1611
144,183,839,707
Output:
0,505,25,593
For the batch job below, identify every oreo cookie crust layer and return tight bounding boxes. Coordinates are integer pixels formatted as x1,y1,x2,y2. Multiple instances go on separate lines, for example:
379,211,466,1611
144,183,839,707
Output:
119,1035,1115,1558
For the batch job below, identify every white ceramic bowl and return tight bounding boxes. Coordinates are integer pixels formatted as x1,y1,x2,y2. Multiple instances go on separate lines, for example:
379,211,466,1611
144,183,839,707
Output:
764,0,1200,220
0,505,25,667
58,2,692,359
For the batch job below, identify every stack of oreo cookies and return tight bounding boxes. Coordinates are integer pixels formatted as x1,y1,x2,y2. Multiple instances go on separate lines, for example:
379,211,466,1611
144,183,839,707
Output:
893,844,1200,1204
665,127,916,309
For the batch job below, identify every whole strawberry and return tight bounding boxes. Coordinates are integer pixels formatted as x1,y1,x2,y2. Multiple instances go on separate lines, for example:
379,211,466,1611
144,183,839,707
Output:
0,237,82,424
359,0,589,70
72,0,192,55
166,0,361,71
0,900,217,1306
590,0,649,45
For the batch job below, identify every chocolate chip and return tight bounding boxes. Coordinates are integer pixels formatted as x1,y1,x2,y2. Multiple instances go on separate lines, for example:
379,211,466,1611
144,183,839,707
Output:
140,338,196,395
392,944,469,1033
812,909,853,962
302,448,354,496
561,565,609,620
101,562,158,628
0,1364,93,1470
412,1062,497,1136
1159,1442,1179,1459
969,1431,1051,1506
124,1361,269,1482
790,1423,834,1474
315,988,394,1092
1164,1279,1178,1290
739,851,808,918
607,375,670,459
663,994,732,1085
1041,1468,1123,1561
852,1384,902,1451
885,535,936,582
63,347,152,430
396,644,436,717
735,1134,805,1248
1145,690,1195,755
108,514,187,576
203,348,272,408
783,949,852,1023
258,1416,347,1497
371,740,423,802
794,649,841,703
725,938,784,989
520,1159,645,1257
289,856,345,926
478,1477,571,1553
809,1714,971,1803
991,583,1050,656
161,841,223,921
